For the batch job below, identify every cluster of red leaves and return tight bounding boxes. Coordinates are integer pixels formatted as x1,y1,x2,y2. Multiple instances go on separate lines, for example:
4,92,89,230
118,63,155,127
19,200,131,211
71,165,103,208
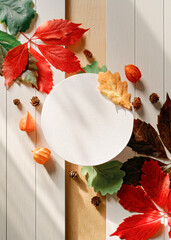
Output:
2,19,88,93
111,159,171,240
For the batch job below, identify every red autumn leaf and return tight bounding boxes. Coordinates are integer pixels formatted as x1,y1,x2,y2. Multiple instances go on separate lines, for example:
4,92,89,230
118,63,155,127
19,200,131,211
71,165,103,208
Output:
32,19,81,40
118,184,158,213
37,44,82,73
2,43,28,87
141,160,170,208
40,28,89,46
110,214,162,240
111,159,171,240
29,47,53,94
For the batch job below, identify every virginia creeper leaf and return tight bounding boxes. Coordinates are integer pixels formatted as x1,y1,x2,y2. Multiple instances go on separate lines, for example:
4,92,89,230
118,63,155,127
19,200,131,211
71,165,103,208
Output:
29,47,53,94
157,93,171,153
16,53,38,88
32,19,80,40
128,119,168,159
2,43,28,87
118,184,158,213
40,28,89,46
111,160,171,239
81,160,125,196
0,0,36,35
141,160,170,208
111,214,162,240
121,156,150,186
79,61,107,74
37,44,82,73
0,30,21,50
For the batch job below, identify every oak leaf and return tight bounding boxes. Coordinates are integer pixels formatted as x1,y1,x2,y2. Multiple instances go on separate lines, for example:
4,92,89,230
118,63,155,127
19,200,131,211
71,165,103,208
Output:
128,119,168,159
111,159,171,240
81,160,125,196
79,61,107,74
97,70,132,110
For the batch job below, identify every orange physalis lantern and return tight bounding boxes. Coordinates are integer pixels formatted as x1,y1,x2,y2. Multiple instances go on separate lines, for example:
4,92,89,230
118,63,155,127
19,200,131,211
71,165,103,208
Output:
32,147,51,164
19,112,35,132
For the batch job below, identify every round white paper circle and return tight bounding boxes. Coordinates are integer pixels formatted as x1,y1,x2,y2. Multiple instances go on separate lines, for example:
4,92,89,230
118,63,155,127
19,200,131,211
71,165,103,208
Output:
41,73,133,166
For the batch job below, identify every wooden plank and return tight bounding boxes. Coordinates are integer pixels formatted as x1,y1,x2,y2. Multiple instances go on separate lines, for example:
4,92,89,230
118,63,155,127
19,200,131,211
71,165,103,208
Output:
65,1,106,240
35,1,65,240
106,0,135,239
0,24,7,240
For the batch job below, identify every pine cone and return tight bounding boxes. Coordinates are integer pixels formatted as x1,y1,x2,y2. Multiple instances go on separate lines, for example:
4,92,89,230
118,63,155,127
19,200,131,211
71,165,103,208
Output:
132,97,142,110
69,170,78,179
91,196,101,207
83,49,92,58
149,93,159,103
30,96,40,106
13,99,20,105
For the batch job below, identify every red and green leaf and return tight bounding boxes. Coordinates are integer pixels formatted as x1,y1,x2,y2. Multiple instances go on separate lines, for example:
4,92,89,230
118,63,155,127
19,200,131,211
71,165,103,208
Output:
29,47,53,94
2,43,28,87
37,44,82,73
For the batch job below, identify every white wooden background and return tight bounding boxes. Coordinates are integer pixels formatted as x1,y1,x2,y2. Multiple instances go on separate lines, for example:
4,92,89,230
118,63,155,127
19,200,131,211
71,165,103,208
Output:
106,0,171,239
0,1,65,240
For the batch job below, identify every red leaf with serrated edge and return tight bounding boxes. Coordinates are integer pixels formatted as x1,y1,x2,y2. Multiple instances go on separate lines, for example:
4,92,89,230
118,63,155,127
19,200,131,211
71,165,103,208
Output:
141,160,170,208
168,217,171,238
40,28,89,46
37,44,82,73
110,214,162,240
2,43,28,87
32,19,80,40
29,47,53,94
167,190,171,213
118,184,159,213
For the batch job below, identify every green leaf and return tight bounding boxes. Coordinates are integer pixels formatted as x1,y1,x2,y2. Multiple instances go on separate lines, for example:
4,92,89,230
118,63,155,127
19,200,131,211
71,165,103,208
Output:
0,0,36,35
81,161,125,196
0,30,21,50
79,61,107,74
0,44,7,75
16,53,38,88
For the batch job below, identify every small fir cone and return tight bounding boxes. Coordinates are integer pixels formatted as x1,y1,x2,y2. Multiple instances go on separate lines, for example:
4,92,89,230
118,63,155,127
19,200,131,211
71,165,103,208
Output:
149,93,159,103
91,196,101,207
69,170,78,179
132,97,142,110
83,49,92,58
30,96,40,107
13,99,20,105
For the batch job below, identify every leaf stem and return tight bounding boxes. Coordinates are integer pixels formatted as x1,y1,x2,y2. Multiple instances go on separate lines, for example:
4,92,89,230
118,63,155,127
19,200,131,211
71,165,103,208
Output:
21,32,30,41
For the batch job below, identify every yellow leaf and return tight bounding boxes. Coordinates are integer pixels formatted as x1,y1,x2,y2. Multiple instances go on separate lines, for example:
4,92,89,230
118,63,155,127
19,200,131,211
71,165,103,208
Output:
97,70,132,110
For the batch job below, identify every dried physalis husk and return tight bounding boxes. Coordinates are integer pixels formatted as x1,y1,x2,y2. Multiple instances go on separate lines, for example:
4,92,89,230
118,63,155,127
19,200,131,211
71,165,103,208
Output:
19,112,35,132
32,147,51,164
97,70,132,110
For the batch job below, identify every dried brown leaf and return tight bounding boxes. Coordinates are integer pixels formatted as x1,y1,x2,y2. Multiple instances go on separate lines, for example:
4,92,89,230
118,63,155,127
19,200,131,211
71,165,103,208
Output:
97,70,132,110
